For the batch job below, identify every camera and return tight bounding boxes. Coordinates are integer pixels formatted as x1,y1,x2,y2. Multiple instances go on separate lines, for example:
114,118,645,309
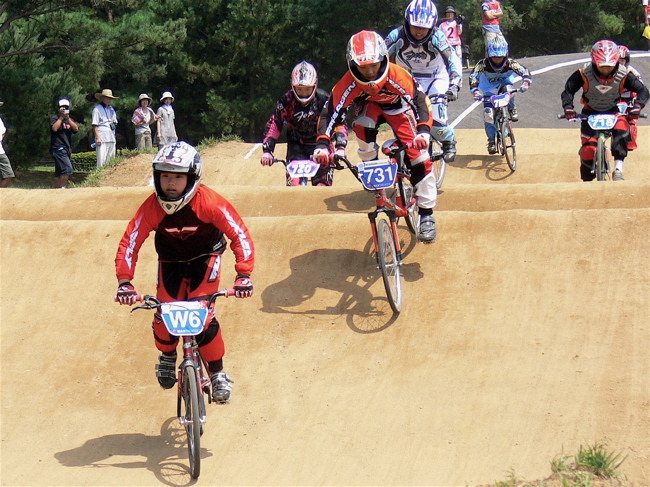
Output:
457,14,466,23
62,108,70,114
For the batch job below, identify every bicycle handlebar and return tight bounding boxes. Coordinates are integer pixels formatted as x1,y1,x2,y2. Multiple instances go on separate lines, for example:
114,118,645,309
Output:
117,288,236,310
557,112,648,120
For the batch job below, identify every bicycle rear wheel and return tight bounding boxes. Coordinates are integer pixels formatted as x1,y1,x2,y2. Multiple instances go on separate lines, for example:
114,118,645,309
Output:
181,365,201,478
397,177,419,235
376,218,402,314
429,140,446,189
501,121,517,171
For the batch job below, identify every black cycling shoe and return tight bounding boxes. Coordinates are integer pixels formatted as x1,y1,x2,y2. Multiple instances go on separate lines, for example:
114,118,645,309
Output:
155,353,177,389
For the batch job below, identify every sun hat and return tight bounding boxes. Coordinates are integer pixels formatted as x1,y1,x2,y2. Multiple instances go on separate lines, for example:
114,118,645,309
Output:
94,89,119,101
137,93,152,104
160,91,175,102
58,98,70,107
0,101,4,107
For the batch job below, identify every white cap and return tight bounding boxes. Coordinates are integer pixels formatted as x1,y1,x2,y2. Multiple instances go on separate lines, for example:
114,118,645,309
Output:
58,98,70,107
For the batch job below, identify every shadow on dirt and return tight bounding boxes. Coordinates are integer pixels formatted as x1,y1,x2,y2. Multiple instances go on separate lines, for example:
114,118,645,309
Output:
449,154,515,181
259,236,424,333
54,418,208,486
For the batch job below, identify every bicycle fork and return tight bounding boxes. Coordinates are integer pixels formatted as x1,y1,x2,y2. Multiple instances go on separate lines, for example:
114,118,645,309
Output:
176,341,208,427
368,209,403,267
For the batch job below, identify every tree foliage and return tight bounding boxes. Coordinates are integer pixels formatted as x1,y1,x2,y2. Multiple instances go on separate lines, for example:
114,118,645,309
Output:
0,0,645,167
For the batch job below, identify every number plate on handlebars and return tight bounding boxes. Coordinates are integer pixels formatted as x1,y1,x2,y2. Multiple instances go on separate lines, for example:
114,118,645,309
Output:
286,160,320,179
490,92,511,108
357,159,397,190
587,114,617,130
160,301,208,336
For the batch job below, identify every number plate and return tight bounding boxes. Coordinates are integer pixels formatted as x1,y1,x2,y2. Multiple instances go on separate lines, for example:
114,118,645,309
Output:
286,160,320,179
490,92,511,108
160,301,208,336
357,159,397,190
587,114,617,130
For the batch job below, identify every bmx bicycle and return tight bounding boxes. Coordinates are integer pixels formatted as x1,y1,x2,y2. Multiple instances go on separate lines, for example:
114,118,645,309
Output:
271,158,321,186
482,85,526,172
558,102,647,181
333,141,422,314
128,288,235,479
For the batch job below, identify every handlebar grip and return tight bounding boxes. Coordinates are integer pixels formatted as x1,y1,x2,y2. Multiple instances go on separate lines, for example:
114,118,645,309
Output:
113,293,143,303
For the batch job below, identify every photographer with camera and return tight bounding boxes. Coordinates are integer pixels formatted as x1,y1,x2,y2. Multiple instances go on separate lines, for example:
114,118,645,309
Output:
50,98,79,189
439,6,463,61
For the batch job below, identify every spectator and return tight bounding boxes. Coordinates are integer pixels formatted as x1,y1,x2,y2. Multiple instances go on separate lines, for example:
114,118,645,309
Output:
156,91,178,147
132,93,159,150
481,0,505,48
0,101,14,188
50,98,79,189
92,88,119,168
439,6,463,60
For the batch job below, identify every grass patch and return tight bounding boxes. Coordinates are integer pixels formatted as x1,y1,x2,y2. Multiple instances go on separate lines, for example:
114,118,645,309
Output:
482,441,628,487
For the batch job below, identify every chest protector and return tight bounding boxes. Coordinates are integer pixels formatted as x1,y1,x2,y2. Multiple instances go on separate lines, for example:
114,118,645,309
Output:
580,63,628,111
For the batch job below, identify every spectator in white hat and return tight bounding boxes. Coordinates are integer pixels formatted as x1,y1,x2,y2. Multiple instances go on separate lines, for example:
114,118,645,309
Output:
131,93,159,149
50,98,79,188
92,88,119,168
156,91,178,147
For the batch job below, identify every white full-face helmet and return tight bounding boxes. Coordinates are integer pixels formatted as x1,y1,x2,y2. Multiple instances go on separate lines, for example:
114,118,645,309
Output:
291,61,318,104
152,141,203,215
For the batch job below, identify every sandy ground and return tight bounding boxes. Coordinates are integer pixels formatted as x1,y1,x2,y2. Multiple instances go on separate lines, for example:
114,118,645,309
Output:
1,54,649,486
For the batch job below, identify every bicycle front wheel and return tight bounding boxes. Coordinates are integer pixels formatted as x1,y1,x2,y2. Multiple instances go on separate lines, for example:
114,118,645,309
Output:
502,121,517,171
181,365,201,479
376,218,402,313
594,135,607,181
397,177,419,235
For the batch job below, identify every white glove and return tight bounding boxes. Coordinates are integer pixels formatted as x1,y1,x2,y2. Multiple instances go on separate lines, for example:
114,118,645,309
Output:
412,132,431,150
261,152,274,166
520,81,531,93
334,147,346,159
313,147,331,165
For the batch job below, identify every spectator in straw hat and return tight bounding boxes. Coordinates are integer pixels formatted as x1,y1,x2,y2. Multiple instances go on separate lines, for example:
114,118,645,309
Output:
156,91,178,147
92,88,119,168
132,93,160,150
0,100,15,188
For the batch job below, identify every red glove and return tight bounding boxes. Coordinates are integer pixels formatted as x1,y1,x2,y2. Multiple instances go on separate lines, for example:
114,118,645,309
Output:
234,274,253,298
261,152,274,166
334,147,346,160
629,103,642,122
471,89,482,101
520,80,531,92
313,147,330,165
116,282,138,305
412,132,431,150
564,107,576,120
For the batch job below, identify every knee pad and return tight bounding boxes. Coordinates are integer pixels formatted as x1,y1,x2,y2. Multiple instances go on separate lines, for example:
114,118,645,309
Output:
432,125,455,143
414,172,438,209
483,107,494,124
580,143,596,162
357,140,379,162
196,318,220,348
152,313,179,352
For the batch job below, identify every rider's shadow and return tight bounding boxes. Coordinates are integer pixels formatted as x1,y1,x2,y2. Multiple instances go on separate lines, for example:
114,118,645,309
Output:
260,235,423,333
448,154,514,181
54,417,209,486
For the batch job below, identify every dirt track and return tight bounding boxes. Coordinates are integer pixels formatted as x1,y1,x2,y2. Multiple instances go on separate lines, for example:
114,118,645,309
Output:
1,65,649,486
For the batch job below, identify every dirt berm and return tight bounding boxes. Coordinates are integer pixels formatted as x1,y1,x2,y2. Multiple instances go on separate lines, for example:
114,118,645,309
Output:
1,122,648,485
